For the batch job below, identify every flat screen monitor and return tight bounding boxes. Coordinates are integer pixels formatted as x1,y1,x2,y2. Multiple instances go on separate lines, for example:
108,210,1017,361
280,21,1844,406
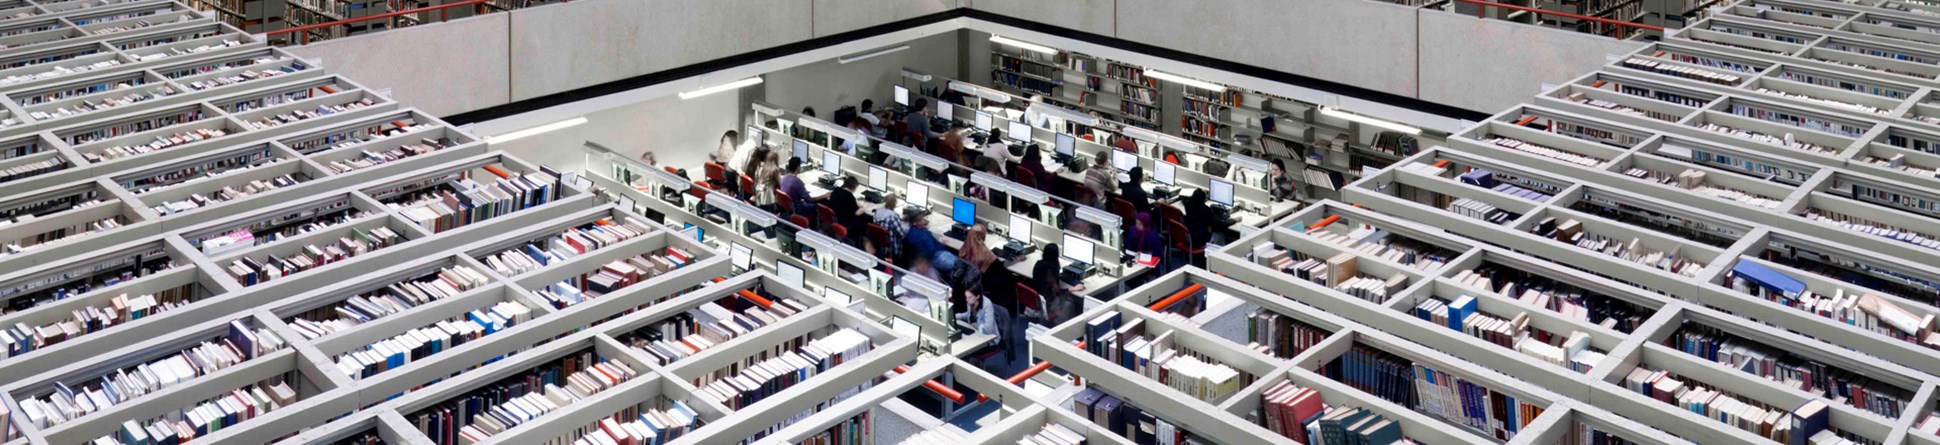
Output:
889,315,921,340
1155,162,1176,186
1062,233,1095,266
868,166,887,192
791,139,809,161
747,125,764,145
824,287,852,305
729,242,753,271
975,111,993,132
1007,213,1032,244
776,261,804,289
952,197,976,226
1007,121,1031,143
894,85,909,106
1054,133,1075,158
938,103,952,120
906,182,929,207
1112,149,1138,173
1210,179,1235,207
820,150,841,176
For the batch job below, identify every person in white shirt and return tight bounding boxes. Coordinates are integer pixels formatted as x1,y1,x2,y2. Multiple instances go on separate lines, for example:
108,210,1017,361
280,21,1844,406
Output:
980,128,1020,175
725,131,759,173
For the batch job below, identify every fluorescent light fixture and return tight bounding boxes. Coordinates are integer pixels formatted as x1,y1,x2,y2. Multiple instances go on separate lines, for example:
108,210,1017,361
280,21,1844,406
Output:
989,35,1057,55
1009,186,1048,204
949,81,981,95
970,172,1009,191
902,273,949,299
1226,153,1270,173
484,117,586,144
646,168,692,190
796,230,837,250
751,102,783,116
906,150,948,170
831,244,877,269
1120,126,1163,142
678,76,762,100
1075,206,1120,228
901,68,932,82
1321,106,1421,135
980,88,1012,104
1028,103,1100,126
877,140,914,158
1145,70,1225,92
837,45,909,64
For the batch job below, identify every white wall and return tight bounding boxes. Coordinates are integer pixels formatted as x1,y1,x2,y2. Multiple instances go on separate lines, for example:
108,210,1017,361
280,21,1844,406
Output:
761,31,963,119
487,90,743,173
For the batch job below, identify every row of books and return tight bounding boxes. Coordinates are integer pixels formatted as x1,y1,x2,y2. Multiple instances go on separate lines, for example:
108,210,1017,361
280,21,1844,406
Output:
284,264,492,340
1669,322,1909,418
121,146,277,194
20,319,285,428
1694,122,1840,155
1623,367,1838,444
1258,380,1328,442
796,411,867,445
1011,423,1083,445
1621,55,1748,85
0,60,123,87
1447,197,1517,226
1447,167,1555,202
80,127,231,163
323,137,456,173
394,170,558,234
0,188,100,220
900,428,968,445
1846,180,1938,215
694,328,872,411
1454,264,1647,333
124,38,244,63
292,121,436,155
116,31,226,51
1300,405,1409,445
28,85,177,121
196,210,370,258
533,247,693,309
178,58,309,91
480,218,654,278
1726,103,1870,138
0,215,126,256
1529,216,1705,277
1071,387,1194,445
1304,225,1453,272
1484,136,1606,168
1246,307,1329,360
0,245,170,306
1562,91,1683,122
1413,296,1604,372
1548,119,1642,148
448,357,638,445
96,375,301,445
1858,153,1939,178
66,106,205,145
1411,360,1543,440
618,295,807,366
539,400,702,445
1754,87,1888,116
1090,310,1246,402
243,98,378,130
409,348,626,445
1621,166,1784,209
1727,260,1939,345
0,283,199,359
224,86,322,114
151,173,306,216
1798,207,1940,253
334,300,532,379
225,225,404,286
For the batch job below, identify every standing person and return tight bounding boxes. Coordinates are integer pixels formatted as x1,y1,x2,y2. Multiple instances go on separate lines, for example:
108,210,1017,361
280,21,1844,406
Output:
637,149,657,167
713,130,740,165
754,151,782,210
780,158,811,217
870,194,907,262
1083,152,1119,206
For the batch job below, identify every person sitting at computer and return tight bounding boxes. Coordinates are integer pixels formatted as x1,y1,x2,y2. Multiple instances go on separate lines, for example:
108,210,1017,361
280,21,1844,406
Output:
958,224,998,273
1128,212,1163,258
1183,189,1216,250
904,212,956,269
905,98,942,144
1119,166,1153,215
1020,147,1052,191
821,177,863,241
780,158,812,217
1031,243,1083,301
857,99,882,131
1268,158,1296,201
1083,152,1118,207
870,194,907,261
979,128,1019,174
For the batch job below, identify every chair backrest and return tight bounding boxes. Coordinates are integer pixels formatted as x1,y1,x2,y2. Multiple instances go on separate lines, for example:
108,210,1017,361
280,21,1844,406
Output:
689,186,709,201
788,215,812,228
1160,204,1185,228
828,223,848,239
705,162,726,183
1015,283,1044,313
1166,220,1192,250
663,166,681,175
1111,198,1136,223
776,190,794,214
740,174,757,197
867,223,891,248
1164,153,1182,165
1012,168,1037,189
816,204,837,227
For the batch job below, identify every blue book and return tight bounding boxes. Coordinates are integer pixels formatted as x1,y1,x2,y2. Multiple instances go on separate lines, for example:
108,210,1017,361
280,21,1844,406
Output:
1446,296,1477,331
1731,261,1806,298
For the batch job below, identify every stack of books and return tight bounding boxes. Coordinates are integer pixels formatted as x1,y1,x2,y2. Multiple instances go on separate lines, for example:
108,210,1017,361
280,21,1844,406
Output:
1071,387,1192,445
1304,224,1453,272
225,226,405,286
394,170,558,234
442,359,638,445
533,247,694,309
0,283,199,360
334,300,533,379
1453,264,1647,333
410,348,616,445
1246,307,1330,360
95,375,300,444
284,265,492,340
0,156,64,184
1412,360,1544,440
244,98,378,130
1014,423,1085,445
19,319,284,428
480,218,653,278
323,137,457,173
694,328,872,410
619,296,807,366
545,400,701,445
1529,216,1703,277
151,174,307,216
1622,368,1840,443
1727,261,1938,349
1257,380,1329,442
1485,136,1605,167
1669,323,1909,418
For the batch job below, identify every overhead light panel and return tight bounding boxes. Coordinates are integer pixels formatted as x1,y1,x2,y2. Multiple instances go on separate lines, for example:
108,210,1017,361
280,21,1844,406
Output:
901,68,933,82
679,76,762,100
989,35,1057,55
751,102,783,116
484,117,586,144
1321,107,1421,135
838,45,909,64
1145,70,1225,92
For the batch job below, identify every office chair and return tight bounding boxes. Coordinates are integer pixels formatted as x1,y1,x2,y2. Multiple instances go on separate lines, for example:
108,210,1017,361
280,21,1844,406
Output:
827,223,849,242
1166,220,1206,269
1015,283,1046,322
1111,198,1137,227
775,190,794,216
1011,167,1036,190
816,204,837,231
1160,204,1185,229
866,223,892,262
663,166,680,175
704,162,726,186
1164,153,1182,165
788,215,811,229
739,174,757,199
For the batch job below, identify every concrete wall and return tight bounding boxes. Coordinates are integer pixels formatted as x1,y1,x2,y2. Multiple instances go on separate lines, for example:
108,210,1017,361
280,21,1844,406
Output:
761,31,963,120
286,14,511,117
965,0,1115,36
507,0,816,102
487,89,743,173
1416,9,1648,111
1114,0,1423,102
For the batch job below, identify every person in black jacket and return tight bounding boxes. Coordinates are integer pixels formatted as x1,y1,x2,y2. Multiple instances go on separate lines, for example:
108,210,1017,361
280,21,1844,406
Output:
1118,166,1152,215
1182,189,1216,251
819,178,864,243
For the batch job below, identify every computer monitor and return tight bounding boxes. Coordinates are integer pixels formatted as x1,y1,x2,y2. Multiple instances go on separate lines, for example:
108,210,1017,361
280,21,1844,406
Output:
906,181,929,207
729,242,753,271
1112,149,1138,173
938,103,952,120
894,85,909,106
1210,179,1235,207
867,167,887,192
820,150,841,176
1007,121,1031,143
824,287,852,305
1007,213,1031,244
952,197,976,226
1155,162,1176,186
1054,133,1075,158
747,125,764,145
1061,233,1095,266
889,315,921,340
975,111,993,132
791,139,809,161
776,261,804,289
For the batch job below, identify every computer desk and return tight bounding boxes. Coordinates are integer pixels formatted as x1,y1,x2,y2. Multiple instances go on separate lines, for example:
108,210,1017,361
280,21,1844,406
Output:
939,103,1301,230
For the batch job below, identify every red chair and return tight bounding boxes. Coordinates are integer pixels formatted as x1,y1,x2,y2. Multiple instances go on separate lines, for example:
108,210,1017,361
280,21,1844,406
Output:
1164,153,1182,165
866,223,892,261
1160,204,1185,229
688,185,709,201
776,190,794,215
789,215,812,229
816,204,837,230
1111,198,1137,226
739,174,757,198
704,162,727,185
663,166,680,175
1011,167,1037,190
1015,283,1046,321
828,223,849,240
1166,220,1205,268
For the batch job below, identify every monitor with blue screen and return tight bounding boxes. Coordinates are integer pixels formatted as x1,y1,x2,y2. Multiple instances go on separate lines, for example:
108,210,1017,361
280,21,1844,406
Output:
952,198,976,226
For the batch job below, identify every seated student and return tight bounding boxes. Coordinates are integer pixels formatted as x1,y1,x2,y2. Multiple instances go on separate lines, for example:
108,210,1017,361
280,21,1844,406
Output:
957,284,999,339
780,158,812,216
1128,213,1163,258
1019,144,1052,190
1118,166,1153,215
819,177,864,240
1268,158,1296,201
903,212,955,271
870,194,907,261
979,129,1019,174
1083,152,1118,207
